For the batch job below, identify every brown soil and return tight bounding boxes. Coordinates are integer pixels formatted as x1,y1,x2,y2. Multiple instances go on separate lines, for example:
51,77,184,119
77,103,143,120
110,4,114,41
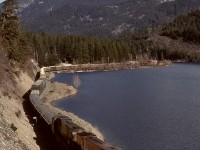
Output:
0,44,41,149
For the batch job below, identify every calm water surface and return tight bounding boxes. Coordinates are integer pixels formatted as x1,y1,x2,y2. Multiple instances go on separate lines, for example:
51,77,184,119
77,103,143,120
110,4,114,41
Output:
51,63,200,150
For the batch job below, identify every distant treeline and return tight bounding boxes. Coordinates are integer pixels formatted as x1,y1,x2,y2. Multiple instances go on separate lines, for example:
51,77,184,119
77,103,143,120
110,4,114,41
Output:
27,33,136,66
27,28,171,66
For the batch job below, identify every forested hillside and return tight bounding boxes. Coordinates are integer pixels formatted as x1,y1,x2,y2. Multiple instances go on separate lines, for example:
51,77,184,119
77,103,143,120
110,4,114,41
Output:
161,9,200,43
27,33,135,66
23,29,172,66
150,8,200,62
117,8,200,63
19,0,200,37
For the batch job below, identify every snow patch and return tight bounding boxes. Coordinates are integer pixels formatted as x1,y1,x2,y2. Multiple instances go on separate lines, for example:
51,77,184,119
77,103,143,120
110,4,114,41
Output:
99,17,104,21
39,1,43,4
139,14,146,19
107,5,119,15
80,15,93,22
159,0,175,3
112,23,131,35
107,5,119,9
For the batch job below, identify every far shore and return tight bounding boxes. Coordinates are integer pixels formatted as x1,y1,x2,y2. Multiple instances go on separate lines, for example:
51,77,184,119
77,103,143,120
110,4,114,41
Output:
43,60,172,74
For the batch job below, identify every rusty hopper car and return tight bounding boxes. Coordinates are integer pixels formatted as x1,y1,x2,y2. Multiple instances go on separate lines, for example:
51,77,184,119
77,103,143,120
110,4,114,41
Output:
76,132,96,149
77,132,122,150
52,115,122,150
52,116,84,146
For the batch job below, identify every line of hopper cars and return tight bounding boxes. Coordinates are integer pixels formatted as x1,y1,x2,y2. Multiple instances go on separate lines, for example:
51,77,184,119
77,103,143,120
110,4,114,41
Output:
29,76,122,150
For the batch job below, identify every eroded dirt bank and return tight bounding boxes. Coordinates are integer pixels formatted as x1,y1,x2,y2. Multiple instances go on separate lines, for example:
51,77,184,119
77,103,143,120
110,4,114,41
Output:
0,51,40,150
0,44,65,149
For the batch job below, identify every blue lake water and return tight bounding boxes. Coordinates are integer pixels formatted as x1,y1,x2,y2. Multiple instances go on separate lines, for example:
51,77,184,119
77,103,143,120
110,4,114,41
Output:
51,63,200,150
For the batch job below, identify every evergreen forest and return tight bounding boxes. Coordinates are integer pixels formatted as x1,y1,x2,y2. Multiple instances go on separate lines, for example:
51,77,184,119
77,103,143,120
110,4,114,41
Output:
0,0,162,66
1,0,200,66
161,9,200,43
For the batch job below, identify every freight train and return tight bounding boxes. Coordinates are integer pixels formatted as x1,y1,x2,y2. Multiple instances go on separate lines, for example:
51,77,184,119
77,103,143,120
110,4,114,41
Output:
29,75,122,150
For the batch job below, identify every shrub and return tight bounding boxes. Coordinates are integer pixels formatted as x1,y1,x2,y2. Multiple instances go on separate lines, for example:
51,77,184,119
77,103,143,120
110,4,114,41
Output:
10,123,17,132
15,110,21,118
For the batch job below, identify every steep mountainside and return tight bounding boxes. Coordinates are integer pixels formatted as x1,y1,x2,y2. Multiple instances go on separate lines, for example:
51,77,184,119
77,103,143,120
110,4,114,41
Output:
19,0,200,37
0,44,40,149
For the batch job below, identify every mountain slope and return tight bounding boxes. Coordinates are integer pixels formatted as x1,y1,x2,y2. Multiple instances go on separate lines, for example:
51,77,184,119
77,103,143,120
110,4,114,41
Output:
161,9,200,43
150,9,200,62
19,0,200,37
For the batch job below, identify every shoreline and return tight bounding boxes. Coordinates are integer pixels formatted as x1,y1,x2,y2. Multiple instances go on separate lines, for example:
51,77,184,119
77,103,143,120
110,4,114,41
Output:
43,60,172,73
42,81,104,140
45,63,172,76
41,61,172,144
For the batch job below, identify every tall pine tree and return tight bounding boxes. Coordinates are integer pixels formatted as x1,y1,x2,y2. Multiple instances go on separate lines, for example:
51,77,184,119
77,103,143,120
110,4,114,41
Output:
0,0,26,61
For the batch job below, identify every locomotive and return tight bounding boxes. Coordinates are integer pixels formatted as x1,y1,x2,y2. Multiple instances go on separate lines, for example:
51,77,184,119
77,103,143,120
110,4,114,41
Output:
29,75,122,150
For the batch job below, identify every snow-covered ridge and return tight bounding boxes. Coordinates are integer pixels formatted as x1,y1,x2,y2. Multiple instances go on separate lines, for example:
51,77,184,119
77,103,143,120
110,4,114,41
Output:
158,0,175,3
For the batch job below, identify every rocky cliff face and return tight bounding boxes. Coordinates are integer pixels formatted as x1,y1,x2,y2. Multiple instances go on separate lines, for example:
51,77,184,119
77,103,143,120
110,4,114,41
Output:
19,0,200,37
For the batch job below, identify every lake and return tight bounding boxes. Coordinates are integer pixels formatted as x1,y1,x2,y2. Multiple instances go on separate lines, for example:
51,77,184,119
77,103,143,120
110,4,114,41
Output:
51,63,200,150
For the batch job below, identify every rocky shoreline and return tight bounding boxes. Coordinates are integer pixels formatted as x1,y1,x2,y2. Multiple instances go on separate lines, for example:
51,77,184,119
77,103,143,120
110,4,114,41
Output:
41,60,172,143
42,81,104,140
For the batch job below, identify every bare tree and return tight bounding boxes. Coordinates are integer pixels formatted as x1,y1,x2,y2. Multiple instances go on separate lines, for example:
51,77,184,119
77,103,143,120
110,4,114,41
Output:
73,74,81,89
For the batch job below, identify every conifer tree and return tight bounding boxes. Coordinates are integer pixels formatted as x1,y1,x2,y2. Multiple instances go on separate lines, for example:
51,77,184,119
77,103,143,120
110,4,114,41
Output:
0,0,22,61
